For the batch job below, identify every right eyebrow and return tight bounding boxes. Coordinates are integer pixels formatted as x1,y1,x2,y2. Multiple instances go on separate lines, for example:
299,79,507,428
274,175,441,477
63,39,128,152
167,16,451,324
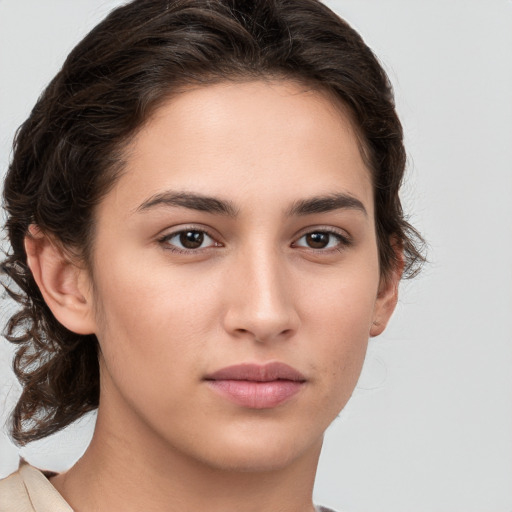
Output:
134,191,239,217
286,192,368,217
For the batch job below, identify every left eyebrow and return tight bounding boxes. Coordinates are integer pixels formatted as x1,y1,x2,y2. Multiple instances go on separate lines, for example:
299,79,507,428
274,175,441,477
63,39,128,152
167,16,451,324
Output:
286,193,368,217
135,191,238,217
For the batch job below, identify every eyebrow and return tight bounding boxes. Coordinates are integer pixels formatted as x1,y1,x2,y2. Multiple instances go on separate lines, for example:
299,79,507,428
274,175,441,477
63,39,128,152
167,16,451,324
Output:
135,190,367,218
286,193,368,217
136,191,239,217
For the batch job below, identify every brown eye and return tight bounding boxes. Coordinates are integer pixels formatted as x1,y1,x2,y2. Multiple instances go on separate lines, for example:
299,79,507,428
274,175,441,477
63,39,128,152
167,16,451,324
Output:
180,230,204,249
305,232,330,249
161,229,218,252
294,230,348,250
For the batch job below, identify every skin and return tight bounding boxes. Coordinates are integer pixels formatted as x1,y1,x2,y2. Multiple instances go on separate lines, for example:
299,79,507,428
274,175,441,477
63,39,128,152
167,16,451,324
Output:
26,80,400,512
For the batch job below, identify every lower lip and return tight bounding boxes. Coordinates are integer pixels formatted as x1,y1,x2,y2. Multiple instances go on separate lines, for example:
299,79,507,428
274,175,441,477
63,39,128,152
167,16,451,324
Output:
206,380,304,409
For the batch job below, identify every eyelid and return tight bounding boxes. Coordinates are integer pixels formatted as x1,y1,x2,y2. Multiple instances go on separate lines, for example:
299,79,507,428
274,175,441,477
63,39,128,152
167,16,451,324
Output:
292,226,353,250
157,225,222,253
155,224,352,254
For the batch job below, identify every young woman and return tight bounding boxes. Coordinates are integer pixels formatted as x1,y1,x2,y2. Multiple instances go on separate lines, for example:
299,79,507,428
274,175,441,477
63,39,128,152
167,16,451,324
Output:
0,0,424,510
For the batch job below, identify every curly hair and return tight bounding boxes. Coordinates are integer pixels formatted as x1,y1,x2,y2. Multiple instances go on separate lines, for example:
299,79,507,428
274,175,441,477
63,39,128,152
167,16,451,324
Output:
1,0,425,445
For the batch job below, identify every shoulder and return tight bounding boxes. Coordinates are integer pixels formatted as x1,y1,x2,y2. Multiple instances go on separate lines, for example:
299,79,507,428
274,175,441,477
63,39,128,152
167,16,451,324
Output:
315,506,340,512
0,466,34,512
0,462,73,512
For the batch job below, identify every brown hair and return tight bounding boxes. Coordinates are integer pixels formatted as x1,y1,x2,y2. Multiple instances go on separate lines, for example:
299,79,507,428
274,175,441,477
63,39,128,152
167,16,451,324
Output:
2,0,425,445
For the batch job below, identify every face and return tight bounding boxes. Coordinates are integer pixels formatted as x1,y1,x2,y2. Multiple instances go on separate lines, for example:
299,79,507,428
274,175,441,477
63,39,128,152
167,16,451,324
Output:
78,80,397,471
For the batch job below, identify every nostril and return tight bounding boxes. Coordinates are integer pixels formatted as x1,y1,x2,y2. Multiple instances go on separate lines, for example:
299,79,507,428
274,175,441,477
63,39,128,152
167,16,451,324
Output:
223,298,300,343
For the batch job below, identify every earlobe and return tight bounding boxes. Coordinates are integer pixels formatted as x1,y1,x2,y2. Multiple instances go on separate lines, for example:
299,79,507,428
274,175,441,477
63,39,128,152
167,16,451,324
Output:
24,225,96,335
370,248,404,337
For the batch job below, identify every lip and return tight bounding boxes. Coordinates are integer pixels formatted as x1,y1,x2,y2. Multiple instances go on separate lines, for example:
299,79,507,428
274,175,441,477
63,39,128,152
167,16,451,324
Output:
204,362,306,409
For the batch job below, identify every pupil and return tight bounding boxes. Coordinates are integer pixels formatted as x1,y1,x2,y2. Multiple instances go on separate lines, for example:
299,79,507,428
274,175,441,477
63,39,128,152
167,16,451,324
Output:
180,231,203,249
307,232,329,249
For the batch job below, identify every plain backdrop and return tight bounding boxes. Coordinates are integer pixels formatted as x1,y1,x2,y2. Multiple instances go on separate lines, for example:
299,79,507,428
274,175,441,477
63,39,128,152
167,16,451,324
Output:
1,1,511,511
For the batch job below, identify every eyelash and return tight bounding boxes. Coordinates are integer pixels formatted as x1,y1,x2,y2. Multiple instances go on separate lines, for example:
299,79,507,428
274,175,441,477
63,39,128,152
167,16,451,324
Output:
157,227,352,254
157,227,220,254
292,229,352,252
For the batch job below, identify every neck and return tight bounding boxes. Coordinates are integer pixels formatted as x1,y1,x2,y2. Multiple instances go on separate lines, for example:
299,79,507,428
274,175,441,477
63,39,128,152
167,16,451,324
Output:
51,386,322,512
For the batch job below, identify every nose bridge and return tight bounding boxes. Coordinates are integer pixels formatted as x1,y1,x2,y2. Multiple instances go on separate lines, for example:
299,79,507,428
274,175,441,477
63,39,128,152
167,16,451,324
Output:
223,240,299,342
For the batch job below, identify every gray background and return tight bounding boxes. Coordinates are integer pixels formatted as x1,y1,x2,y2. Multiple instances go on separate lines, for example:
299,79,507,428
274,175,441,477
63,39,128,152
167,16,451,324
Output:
1,1,511,511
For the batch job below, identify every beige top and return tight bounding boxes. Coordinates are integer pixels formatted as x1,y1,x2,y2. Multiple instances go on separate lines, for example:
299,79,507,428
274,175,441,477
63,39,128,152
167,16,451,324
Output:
0,462,336,512
0,462,73,512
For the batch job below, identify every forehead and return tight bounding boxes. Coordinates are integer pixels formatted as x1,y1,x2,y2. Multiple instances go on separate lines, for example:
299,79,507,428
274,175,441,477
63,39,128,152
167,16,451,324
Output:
105,80,374,217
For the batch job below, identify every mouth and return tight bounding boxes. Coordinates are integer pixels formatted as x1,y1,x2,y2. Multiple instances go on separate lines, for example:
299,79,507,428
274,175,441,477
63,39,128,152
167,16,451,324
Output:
204,362,306,409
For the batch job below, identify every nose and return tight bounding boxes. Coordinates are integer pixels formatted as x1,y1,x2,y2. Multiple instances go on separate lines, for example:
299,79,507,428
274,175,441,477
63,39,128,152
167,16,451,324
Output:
222,248,300,344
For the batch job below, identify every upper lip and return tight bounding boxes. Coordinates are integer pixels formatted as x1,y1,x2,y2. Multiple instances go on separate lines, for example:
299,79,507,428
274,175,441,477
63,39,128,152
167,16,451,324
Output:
205,362,306,382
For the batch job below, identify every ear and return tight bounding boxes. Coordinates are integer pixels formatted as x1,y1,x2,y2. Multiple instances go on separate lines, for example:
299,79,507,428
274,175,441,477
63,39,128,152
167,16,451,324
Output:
24,225,96,335
370,247,404,337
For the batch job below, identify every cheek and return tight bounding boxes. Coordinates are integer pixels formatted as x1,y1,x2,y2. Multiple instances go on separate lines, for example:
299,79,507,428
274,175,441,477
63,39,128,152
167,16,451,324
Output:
95,247,217,327
298,263,379,402
90,254,220,390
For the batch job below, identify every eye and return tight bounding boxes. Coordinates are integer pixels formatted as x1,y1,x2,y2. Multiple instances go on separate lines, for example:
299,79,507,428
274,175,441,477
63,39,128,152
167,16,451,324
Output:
159,229,219,252
293,230,350,250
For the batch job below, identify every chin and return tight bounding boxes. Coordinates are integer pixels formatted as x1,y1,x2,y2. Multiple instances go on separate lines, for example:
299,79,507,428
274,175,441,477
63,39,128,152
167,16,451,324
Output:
199,447,312,474
183,424,325,474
